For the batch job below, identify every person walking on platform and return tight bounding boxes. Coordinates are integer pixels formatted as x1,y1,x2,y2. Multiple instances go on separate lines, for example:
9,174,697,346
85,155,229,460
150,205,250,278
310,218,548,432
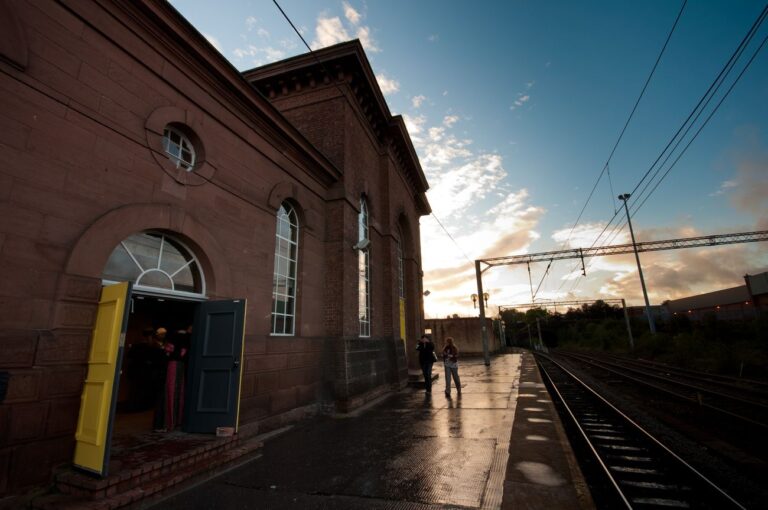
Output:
416,334,436,393
442,336,461,397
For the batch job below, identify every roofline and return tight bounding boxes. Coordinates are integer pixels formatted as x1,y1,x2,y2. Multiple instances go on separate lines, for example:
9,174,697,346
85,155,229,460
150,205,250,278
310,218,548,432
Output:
244,40,431,201
132,0,342,184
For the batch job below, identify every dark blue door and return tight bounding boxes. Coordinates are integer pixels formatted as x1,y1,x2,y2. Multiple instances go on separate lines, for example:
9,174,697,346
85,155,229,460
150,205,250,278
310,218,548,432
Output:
185,299,246,433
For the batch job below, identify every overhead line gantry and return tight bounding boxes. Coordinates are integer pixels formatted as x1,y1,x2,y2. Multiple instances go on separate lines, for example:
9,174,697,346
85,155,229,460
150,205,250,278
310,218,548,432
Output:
472,230,768,366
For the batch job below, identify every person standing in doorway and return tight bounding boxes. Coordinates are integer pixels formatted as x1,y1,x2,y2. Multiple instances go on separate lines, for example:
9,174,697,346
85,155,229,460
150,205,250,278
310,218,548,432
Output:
442,336,461,397
416,334,436,393
153,327,189,432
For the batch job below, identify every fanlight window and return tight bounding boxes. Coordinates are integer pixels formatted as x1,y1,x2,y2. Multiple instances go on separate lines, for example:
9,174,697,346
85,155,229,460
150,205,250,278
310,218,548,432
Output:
102,232,204,297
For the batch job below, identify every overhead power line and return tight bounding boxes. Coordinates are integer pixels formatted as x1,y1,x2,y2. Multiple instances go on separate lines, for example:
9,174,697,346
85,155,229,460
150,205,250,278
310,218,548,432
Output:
480,230,768,267
559,0,688,250
560,4,768,295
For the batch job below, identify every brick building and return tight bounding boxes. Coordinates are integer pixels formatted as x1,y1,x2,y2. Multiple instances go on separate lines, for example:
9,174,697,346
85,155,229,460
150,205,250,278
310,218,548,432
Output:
0,0,429,497
662,271,768,321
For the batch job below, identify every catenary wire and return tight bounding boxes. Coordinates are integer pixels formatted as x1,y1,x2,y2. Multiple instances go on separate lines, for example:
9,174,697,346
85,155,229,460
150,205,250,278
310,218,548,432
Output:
273,0,475,267
558,0,688,251
563,5,767,296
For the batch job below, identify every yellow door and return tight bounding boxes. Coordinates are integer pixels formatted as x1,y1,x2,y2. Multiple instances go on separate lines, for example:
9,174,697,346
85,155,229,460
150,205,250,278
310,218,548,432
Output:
73,282,131,476
399,298,406,342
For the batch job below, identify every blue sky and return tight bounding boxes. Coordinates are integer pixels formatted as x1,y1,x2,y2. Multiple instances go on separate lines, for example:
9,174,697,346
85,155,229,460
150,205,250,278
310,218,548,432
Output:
172,0,768,318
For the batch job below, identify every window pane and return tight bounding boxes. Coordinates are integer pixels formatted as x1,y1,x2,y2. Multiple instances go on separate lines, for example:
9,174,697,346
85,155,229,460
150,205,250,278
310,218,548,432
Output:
284,316,294,335
274,296,287,314
102,243,142,282
277,238,289,259
124,233,162,273
274,315,285,335
137,270,173,289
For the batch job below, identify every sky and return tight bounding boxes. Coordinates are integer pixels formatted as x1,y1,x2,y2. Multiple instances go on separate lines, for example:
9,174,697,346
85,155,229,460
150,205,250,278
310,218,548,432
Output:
171,0,768,319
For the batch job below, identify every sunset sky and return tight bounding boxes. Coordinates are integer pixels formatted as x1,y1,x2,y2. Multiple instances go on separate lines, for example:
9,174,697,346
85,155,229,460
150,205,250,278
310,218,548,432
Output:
172,0,768,319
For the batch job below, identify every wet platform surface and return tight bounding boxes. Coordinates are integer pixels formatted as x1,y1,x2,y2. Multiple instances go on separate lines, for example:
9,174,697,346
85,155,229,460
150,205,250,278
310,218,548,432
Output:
151,352,591,509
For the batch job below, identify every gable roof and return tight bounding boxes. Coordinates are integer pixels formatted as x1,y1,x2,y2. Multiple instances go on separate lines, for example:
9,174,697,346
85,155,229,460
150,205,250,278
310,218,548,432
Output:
243,40,430,203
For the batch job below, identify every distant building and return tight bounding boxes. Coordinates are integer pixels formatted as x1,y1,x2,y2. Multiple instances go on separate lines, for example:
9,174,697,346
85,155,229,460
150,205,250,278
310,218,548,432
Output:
661,271,767,321
423,317,504,356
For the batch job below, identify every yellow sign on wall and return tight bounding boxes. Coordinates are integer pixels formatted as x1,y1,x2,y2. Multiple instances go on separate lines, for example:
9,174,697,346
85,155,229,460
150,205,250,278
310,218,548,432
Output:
399,298,406,341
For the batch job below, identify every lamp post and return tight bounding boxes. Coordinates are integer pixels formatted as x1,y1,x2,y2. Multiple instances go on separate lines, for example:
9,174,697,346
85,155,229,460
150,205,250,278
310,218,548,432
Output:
471,293,478,309
618,193,656,335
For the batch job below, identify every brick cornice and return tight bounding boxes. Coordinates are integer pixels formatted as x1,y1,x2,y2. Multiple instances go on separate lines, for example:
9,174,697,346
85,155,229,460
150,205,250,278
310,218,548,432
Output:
244,41,431,208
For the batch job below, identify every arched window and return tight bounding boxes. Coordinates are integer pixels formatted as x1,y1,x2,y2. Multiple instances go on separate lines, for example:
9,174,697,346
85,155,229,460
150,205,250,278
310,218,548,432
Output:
102,232,205,298
163,126,196,171
358,198,371,337
271,202,299,335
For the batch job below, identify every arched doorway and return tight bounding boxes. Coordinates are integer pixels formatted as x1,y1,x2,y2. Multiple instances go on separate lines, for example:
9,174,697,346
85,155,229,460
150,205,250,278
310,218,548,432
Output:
73,231,246,477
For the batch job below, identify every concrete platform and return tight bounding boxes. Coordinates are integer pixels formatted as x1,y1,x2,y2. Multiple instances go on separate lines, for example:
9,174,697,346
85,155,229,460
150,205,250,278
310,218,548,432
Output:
148,351,593,509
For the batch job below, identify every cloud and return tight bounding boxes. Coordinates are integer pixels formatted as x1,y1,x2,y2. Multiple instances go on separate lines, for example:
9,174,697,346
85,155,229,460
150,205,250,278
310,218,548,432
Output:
312,6,379,53
376,73,400,95
343,1,361,24
232,45,286,65
730,154,768,227
411,95,426,108
709,179,738,197
203,33,223,53
428,34,439,42
443,115,459,127
409,102,549,317
312,16,350,48
356,26,380,52
510,94,530,110
403,114,426,137
245,16,258,31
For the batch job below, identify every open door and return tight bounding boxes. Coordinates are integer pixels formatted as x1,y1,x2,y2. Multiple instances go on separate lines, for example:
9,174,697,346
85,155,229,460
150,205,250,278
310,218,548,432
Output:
186,299,246,434
73,282,132,476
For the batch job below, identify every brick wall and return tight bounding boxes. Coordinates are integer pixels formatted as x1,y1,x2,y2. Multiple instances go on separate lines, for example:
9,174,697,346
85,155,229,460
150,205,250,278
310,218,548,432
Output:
0,0,428,495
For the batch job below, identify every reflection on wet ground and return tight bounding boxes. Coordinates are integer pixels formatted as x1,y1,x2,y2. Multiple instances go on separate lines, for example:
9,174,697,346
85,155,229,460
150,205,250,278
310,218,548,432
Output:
155,354,529,509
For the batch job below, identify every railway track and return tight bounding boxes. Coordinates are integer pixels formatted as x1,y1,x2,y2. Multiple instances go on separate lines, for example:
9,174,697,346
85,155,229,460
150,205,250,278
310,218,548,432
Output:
535,353,746,509
553,350,768,431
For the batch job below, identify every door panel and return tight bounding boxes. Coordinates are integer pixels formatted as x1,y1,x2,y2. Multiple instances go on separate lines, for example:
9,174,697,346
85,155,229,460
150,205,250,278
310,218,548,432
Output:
73,282,131,476
186,299,246,433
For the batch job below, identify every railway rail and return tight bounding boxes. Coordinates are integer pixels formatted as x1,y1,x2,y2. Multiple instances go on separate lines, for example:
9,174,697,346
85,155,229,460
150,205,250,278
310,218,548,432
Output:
535,352,746,509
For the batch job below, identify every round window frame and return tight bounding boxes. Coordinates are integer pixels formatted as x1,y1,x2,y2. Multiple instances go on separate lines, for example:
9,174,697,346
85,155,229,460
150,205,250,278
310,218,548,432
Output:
162,125,196,172
145,106,215,186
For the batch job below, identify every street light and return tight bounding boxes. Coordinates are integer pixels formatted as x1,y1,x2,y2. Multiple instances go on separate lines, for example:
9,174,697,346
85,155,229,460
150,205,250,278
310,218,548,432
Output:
618,193,656,335
471,293,478,309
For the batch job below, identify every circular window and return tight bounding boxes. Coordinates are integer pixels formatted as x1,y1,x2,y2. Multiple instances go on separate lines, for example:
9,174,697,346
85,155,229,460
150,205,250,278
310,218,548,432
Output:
162,126,196,171
102,232,205,298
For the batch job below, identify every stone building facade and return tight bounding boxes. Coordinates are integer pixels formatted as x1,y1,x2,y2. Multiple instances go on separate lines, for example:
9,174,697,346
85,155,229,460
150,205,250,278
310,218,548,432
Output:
424,318,504,356
0,0,429,496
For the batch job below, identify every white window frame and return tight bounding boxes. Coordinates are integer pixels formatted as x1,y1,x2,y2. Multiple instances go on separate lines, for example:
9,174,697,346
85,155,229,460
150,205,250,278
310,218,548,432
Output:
101,232,206,299
359,198,371,337
162,126,196,171
271,202,299,336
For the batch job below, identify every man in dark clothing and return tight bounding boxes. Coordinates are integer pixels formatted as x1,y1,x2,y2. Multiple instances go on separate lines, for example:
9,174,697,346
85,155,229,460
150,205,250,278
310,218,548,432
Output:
416,334,436,393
